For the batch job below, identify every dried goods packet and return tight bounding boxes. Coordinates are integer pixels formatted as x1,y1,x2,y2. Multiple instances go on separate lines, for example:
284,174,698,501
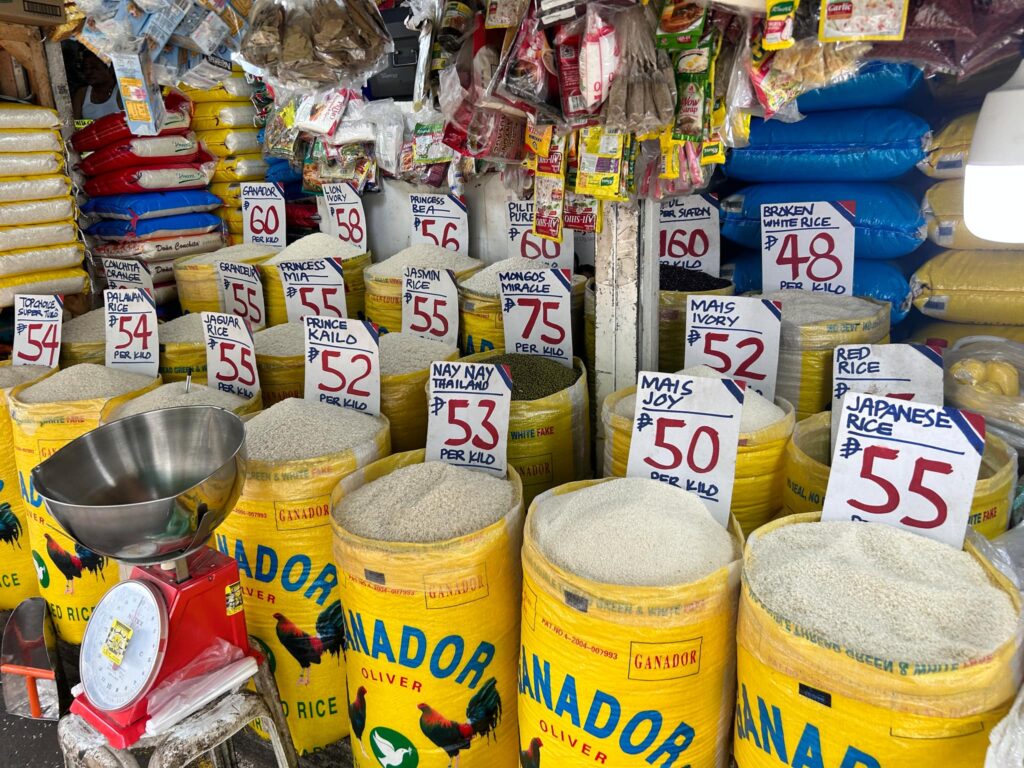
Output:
563,189,602,234
656,0,708,50
818,0,910,42
575,127,629,202
764,0,799,49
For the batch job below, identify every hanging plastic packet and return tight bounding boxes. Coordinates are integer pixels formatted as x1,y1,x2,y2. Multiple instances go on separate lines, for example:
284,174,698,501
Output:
532,135,566,241
525,122,553,158
818,0,910,42
486,0,528,28
413,120,455,164
293,89,350,135
564,187,602,233
580,3,618,111
495,4,563,124
554,18,601,128
655,0,708,50
264,99,302,159
575,126,627,202
764,0,799,50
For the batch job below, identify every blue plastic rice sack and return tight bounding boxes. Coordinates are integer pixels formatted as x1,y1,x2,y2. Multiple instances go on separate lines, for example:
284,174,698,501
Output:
85,212,223,241
725,109,929,182
724,250,912,323
797,63,923,113
721,182,925,260
81,190,223,221
266,157,302,184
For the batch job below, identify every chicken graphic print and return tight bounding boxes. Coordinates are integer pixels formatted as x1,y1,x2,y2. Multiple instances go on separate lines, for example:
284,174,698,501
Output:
273,599,345,685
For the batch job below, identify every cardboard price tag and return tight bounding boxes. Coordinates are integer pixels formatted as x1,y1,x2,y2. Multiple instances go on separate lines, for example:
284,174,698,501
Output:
625,372,745,527
218,261,266,331
12,294,62,368
279,258,347,322
323,182,367,251
761,200,855,295
657,194,721,276
242,182,286,249
822,393,985,548
303,316,380,415
506,200,574,268
684,295,782,400
104,288,158,377
402,266,459,347
410,193,468,253
498,268,573,366
102,258,155,297
202,312,260,399
426,360,512,477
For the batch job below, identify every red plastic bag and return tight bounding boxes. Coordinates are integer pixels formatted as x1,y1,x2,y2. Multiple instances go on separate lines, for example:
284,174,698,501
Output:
71,93,193,153
79,133,201,177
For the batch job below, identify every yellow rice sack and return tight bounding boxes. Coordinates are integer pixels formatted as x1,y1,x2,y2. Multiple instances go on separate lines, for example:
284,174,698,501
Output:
216,415,390,755
196,128,260,157
190,102,258,131
659,285,735,372
520,478,742,768
0,268,88,309
366,262,482,336
912,249,1024,325
918,112,976,179
159,340,208,383
907,319,1024,348
211,154,268,183
255,352,303,407
209,182,242,206
178,80,253,103
218,205,244,230
383,348,460,453
174,250,272,315
261,252,373,325
781,411,1016,539
9,374,160,642
331,450,524,768
0,243,84,278
734,512,1022,768
923,179,1019,251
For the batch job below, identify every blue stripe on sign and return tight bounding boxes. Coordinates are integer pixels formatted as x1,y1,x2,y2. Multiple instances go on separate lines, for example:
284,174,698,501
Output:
722,379,745,404
326,259,344,278
449,194,467,213
912,343,943,368
831,199,858,225
946,407,986,456
761,299,782,321
364,320,379,344
552,268,572,293
494,363,514,391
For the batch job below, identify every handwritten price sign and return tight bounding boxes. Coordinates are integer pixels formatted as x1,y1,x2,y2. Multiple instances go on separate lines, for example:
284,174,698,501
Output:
203,312,259,399
658,194,721,276
218,261,266,331
402,266,459,346
499,268,573,366
685,295,782,400
12,294,62,368
410,193,468,253
506,200,574,269
242,182,286,249
426,360,512,476
822,393,984,548
104,288,158,377
304,316,380,415
280,258,347,322
761,200,855,295
102,258,154,297
625,372,744,527
323,182,367,251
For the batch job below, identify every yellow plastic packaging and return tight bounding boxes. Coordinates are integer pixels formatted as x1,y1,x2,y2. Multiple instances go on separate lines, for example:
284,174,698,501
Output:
907,319,1024,348
383,348,460,453
190,102,257,131
918,112,976,179
331,450,524,768
911,249,1024,325
9,373,161,642
219,205,244,230
0,268,89,308
216,415,390,755
520,478,742,768
923,179,1019,251
734,512,1021,768
255,352,304,407
781,411,1017,539
209,182,242,206
261,252,373,325
174,250,272,315
158,340,208,383
211,154,268,183
460,352,591,506
659,285,735,372
601,387,796,535
178,83,253,104
196,128,261,158
366,262,482,336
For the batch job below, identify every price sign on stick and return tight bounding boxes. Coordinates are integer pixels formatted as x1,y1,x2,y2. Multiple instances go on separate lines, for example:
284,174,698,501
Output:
426,360,512,477
218,261,266,331
822,393,985,548
280,258,347,322
761,200,855,295
410,193,468,253
658,194,721,276
304,316,380,414
323,182,367,251
506,200,574,268
12,294,62,368
102,258,154,297
685,295,782,400
203,312,259,399
625,372,745,527
402,266,459,346
499,268,573,366
242,182,286,249
104,288,158,377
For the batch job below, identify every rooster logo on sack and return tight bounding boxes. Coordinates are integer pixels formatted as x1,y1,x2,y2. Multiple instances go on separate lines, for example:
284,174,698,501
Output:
273,600,345,685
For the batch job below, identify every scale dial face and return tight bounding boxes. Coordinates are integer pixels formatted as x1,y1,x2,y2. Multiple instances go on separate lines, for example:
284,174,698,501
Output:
81,580,168,712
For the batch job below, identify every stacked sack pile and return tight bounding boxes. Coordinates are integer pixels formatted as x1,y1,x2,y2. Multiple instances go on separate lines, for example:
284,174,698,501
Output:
0,104,87,305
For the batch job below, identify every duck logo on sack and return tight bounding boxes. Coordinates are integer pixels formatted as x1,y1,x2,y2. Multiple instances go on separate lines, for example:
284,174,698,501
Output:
370,727,418,768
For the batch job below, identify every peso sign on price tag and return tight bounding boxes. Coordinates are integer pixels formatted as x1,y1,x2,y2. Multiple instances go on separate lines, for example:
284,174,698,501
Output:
684,295,782,400
426,360,512,477
242,182,286,249
203,312,260,399
657,194,721,276
102,257,155,297
410,193,468,253
104,288,158,377
822,392,985,548
761,200,855,295
625,372,745,527
218,261,266,331
506,200,574,268
498,268,573,366
402,266,459,347
323,182,367,251
304,316,380,414
12,294,62,368
280,258,347,322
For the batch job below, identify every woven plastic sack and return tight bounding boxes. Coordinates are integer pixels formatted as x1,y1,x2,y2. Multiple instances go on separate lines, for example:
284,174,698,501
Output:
0,104,59,130
520,478,743,768
601,387,796,535
0,129,62,154
174,250,272,315
94,232,227,263
366,262,483,336
735,512,1022,768
383,347,460,453
918,111,976,179
0,152,63,178
0,175,71,204
0,221,76,252
0,196,75,227
86,212,223,242
781,411,1017,538
71,93,191,153
211,154,268,183
216,412,390,755
220,206,244,236
159,340,208,383
660,284,735,372
100,389,262,422
0,269,89,308
197,128,261,157
331,449,524,768
84,161,215,197
9,373,161,642
987,685,1024,768
255,352,303,406
923,179,1018,251
179,79,254,103
209,182,242,206
261,251,372,323
82,190,224,220
0,363,50,609
795,62,924,112
191,102,258,131
78,134,200,177
460,351,590,505
0,243,83,278
912,250,1024,325
908,319,1024,350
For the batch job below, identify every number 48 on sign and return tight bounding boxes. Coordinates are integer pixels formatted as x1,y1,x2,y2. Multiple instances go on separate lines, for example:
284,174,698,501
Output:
761,200,855,295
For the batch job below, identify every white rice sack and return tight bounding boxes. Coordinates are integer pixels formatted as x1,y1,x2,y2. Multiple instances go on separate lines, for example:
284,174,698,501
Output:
0,221,77,252
0,105,58,129
0,130,61,154
94,232,226,262
0,152,63,177
0,243,83,277
192,104,258,130
0,197,76,227
0,175,70,204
